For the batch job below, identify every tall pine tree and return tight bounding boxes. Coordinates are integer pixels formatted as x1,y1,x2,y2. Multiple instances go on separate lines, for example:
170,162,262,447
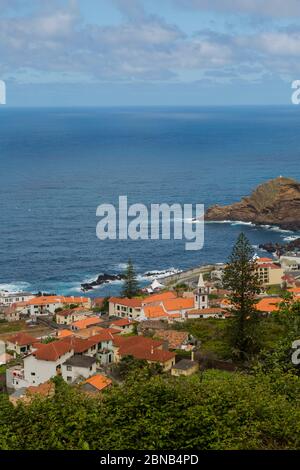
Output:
223,233,262,361
121,259,139,298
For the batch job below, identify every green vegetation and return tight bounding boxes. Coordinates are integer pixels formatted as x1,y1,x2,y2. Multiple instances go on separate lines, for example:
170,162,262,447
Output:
1,367,300,450
223,233,262,361
121,259,140,298
41,336,57,344
266,284,286,296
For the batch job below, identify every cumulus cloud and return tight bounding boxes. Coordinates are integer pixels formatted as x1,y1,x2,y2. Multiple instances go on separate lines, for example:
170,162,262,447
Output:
1,0,300,85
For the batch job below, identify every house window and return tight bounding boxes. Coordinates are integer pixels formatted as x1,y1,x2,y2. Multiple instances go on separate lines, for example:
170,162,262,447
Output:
31,372,35,376
67,366,72,371
67,376,72,382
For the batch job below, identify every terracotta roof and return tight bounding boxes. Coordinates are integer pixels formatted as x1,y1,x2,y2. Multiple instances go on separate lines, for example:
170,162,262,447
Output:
114,335,175,363
288,287,300,295
162,297,195,312
142,291,177,305
33,340,73,361
71,316,102,330
256,297,283,313
56,308,88,318
257,257,274,263
154,330,189,349
83,374,112,391
143,305,168,319
27,381,55,397
109,297,142,308
85,331,116,347
7,332,36,346
57,329,74,338
25,296,89,306
256,263,281,269
110,318,133,327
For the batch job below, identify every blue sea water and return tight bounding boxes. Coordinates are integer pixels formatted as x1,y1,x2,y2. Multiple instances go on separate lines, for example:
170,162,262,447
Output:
1,106,300,297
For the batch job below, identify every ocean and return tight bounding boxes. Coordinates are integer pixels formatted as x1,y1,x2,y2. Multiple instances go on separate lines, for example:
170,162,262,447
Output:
1,105,300,297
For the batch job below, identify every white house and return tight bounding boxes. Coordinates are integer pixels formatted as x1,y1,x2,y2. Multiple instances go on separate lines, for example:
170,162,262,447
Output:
17,295,91,317
61,355,96,383
0,291,34,306
109,297,142,320
23,340,74,386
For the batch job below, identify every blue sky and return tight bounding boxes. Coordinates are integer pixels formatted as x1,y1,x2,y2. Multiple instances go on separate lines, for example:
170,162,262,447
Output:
2,0,300,106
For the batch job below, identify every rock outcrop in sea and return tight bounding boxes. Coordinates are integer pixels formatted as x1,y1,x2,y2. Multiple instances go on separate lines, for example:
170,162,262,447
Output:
81,273,126,292
205,176,300,231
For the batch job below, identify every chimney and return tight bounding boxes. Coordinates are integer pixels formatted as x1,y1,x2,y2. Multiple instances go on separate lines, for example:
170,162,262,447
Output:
151,346,154,355
191,350,195,362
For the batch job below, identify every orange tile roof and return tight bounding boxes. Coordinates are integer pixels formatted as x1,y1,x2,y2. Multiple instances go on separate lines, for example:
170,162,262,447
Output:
84,374,112,391
7,332,36,346
256,297,283,313
57,329,74,338
71,316,102,330
142,291,177,305
109,297,142,308
257,257,273,263
162,297,195,312
143,305,168,319
25,296,89,306
288,287,300,295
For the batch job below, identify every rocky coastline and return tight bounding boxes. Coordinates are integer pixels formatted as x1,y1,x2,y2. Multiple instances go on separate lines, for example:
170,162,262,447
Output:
205,177,300,231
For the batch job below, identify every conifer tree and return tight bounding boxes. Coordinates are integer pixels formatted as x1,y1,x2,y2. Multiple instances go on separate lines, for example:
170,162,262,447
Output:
223,233,262,361
121,259,139,298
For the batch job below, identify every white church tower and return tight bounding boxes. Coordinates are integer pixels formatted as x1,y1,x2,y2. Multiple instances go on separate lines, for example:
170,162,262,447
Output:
194,273,209,309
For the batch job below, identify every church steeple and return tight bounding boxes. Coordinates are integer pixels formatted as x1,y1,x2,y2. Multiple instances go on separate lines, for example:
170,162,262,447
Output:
194,273,208,309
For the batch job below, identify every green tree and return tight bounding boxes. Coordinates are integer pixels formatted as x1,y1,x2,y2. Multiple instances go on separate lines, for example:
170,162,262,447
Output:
121,259,139,298
223,233,262,361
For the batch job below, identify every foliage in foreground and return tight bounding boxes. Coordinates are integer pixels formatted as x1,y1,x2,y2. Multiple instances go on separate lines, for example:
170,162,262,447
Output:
1,368,300,450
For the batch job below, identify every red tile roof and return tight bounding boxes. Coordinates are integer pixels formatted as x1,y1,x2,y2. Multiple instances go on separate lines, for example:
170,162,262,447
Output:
113,335,175,363
7,332,36,346
110,318,133,327
33,339,74,361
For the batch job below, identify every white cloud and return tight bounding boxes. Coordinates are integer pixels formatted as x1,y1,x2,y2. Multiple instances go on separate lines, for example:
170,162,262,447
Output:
173,0,300,17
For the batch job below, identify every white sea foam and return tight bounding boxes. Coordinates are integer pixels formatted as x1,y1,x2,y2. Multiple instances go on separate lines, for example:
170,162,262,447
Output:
282,235,300,242
0,281,32,293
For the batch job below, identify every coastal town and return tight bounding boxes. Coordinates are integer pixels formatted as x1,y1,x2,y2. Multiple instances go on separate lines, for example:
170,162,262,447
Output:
1,241,300,404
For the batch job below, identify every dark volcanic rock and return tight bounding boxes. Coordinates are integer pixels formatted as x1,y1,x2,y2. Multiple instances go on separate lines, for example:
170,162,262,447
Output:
259,238,300,256
81,273,126,292
205,177,300,231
